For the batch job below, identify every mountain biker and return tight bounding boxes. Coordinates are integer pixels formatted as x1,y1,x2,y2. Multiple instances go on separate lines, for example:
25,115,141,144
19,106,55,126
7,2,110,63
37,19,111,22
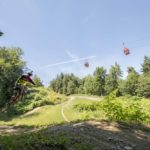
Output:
10,71,35,103
16,71,35,86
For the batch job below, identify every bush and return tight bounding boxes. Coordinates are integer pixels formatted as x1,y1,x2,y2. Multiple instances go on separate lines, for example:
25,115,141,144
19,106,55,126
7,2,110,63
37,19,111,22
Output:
47,90,67,104
73,103,100,112
6,87,67,116
73,93,150,125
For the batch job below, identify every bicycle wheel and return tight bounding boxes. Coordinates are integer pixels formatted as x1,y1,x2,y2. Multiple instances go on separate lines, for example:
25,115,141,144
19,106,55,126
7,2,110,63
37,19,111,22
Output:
8,93,20,107
20,86,26,101
9,85,22,104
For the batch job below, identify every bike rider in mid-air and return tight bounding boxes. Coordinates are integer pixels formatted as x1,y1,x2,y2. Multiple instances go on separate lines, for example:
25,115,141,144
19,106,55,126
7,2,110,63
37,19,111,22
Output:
10,71,35,104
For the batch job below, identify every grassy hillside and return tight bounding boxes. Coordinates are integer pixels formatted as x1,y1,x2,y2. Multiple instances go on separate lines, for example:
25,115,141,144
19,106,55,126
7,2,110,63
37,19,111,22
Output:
0,93,150,127
0,105,64,126
0,93,150,150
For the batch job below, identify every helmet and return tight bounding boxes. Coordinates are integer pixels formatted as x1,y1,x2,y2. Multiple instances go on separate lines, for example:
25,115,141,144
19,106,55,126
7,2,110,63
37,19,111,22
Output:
0,31,4,36
27,71,33,76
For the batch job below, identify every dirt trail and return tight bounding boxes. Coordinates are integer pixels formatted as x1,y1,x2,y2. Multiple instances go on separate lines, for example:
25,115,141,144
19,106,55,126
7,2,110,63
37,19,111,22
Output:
0,125,39,134
75,95,102,101
61,95,101,122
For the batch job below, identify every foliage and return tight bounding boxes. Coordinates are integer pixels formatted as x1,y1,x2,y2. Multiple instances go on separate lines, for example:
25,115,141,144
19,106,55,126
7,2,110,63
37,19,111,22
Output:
0,128,93,150
5,87,67,116
33,75,43,87
105,63,122,94
136,73,150,98
67,80,77,95
93,67,106,96
73,102,100,112
141,56,150,74
101,96,149,123
118,67,139,96
83,75,97,95
73,93,150,125
49,73,80,95
0,47,25,107
0,132,68,150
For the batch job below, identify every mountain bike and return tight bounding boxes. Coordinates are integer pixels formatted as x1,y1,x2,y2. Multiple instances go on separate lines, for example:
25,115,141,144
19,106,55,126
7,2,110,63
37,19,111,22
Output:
8,83,28,106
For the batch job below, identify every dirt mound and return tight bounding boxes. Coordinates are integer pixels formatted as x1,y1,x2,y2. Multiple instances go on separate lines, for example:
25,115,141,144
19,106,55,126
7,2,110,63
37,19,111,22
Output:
45,120,150,150
0,120,149,149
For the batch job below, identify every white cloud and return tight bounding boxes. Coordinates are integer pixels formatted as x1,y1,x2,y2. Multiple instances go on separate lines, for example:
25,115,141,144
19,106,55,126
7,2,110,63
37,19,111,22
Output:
41,56,96,69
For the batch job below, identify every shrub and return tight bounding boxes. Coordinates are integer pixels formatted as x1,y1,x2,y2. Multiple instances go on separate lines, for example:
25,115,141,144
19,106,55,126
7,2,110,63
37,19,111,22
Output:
73,93,150,124
6,87,67,116
73,103,100,112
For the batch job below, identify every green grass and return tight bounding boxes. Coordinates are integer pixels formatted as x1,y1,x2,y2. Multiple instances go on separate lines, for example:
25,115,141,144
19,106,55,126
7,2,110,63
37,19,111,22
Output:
13,105,64,126
0,105,65,127
0,127,93,150
0,95,150,149
72,94,101,98
71,96,150,125
63,98,106,121
0,95,149,128
0,97,102,127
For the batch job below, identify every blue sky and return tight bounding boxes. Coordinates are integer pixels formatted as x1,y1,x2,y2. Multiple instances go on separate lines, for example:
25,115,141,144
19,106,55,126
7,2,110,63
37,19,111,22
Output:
0,0,150,85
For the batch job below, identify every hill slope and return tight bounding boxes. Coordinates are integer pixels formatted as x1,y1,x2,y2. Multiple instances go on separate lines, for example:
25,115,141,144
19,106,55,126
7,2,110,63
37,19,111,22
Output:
0,95,150,150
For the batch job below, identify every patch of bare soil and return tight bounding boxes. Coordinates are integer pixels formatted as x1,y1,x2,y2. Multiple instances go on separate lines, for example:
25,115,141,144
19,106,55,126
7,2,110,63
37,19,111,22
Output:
0,125,39,135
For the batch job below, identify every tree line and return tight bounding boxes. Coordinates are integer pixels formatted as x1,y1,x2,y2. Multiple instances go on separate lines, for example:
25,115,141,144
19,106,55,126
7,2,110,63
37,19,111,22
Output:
49,56,150,98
